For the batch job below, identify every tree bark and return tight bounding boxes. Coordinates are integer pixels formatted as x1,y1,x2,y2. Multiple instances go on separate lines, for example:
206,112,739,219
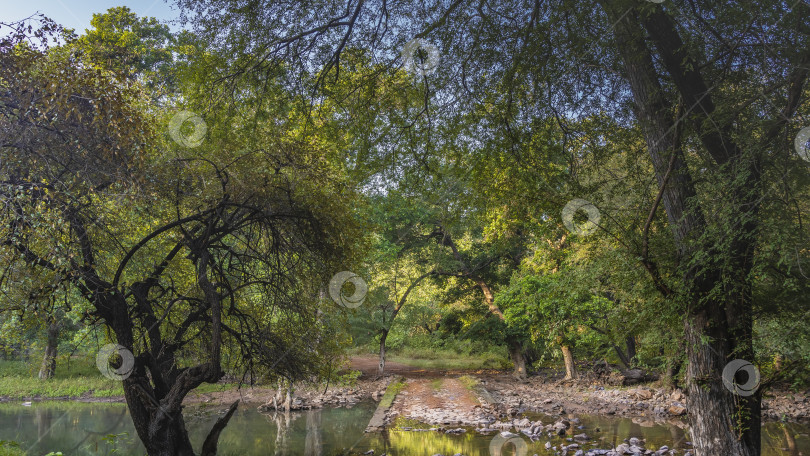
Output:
663,356,682,389
507,338,527,380
38,320,59,380
378,329,388,378
624,336,636,364
200,400,239,456
124,381,196,456
475,278,527,380
561,345,577,380
599,3,767,455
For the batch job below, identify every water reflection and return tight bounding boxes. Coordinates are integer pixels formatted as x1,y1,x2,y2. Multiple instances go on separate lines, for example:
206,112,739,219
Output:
0,402,806,455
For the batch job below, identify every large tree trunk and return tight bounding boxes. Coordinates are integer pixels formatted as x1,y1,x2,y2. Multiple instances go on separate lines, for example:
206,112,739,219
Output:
124,383,197,456
38,320,59,380
561,345,577,380
598,3,773,455
684,301,760,456
106,250,235,456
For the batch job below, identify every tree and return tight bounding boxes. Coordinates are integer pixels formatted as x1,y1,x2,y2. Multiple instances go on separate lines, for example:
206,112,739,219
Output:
73,7,176,93
1,19,361,455
181,1,810,454
498,270,612,380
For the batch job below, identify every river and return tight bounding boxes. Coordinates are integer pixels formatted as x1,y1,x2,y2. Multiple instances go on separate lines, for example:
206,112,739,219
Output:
0,401,807,455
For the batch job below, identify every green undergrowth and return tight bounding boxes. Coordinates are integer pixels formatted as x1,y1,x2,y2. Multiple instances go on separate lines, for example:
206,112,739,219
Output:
389,352,508,370
0,360,238,399
457,374,478,390
0,440,24,456
0,360,125,398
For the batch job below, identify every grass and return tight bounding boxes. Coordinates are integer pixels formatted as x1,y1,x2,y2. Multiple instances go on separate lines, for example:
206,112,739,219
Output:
0,359,237,399
457,374,478,390
389,352,509,370
0,441,24,456
378,378,406,409
430,378,443,390
0,359,125,398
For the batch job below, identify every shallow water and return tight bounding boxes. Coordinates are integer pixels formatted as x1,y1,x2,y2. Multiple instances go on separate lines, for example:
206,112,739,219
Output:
0,401,807,455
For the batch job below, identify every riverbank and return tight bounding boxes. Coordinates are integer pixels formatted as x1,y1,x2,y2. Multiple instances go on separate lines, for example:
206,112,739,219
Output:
2,357,808,424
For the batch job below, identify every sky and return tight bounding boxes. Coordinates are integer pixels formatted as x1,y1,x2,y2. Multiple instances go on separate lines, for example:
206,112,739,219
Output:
2,0,182,33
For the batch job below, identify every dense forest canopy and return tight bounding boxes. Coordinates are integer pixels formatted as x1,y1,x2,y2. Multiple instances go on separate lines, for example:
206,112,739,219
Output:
1,1,809,455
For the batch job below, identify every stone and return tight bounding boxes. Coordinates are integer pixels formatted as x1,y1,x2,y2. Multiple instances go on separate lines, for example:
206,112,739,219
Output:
668,405,687,416
632,388,653,400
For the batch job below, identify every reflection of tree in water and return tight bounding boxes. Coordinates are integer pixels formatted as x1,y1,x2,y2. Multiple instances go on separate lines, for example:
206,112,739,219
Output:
35,408,52,440
70,407,129,454
304,409,322,456
760,422,801,456
783,424,799,456
271,411,292,456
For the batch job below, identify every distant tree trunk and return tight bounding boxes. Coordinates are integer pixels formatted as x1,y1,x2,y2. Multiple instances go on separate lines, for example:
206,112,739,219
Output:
613,344,631,369
273,379,295,411
378,329,388,378
561,345,577,380
434,227,528,380
38,320,59,380
507,338,527,380
663,356,682,389
377,271,435,378
475,277,527,380
773,353,783,371
625,336,636,364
